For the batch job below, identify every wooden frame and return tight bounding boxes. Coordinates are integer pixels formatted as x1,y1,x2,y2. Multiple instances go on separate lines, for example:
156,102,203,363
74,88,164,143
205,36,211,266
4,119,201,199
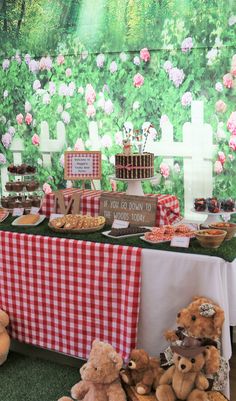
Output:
64,151,102,181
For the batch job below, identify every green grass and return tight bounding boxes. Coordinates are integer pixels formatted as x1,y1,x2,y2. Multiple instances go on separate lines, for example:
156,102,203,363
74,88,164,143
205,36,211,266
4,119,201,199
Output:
0,352,82,401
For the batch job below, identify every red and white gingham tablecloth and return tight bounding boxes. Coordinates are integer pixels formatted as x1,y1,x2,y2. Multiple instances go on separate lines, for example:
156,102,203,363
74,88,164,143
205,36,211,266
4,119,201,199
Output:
0,231,141,360
40,189,180,226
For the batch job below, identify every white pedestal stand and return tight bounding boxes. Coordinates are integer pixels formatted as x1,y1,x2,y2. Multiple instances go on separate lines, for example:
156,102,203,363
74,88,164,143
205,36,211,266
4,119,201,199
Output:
110,176,158,196
191,209,235,225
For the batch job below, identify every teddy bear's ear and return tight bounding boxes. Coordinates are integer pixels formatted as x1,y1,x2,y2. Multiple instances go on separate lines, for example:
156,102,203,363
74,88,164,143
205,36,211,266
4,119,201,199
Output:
203,346,220,375
213,306,225,335
92,339,102,348
108,352,123,370
0,310,9,327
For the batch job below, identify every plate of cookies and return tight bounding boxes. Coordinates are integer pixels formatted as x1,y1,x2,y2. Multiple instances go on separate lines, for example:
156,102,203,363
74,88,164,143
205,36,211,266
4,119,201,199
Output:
48,214,106,233
12,214,46,227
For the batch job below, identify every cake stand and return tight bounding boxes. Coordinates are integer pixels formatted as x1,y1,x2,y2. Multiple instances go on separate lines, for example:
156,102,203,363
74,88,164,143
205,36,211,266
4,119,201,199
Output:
191,208,235,225
109,176,159,196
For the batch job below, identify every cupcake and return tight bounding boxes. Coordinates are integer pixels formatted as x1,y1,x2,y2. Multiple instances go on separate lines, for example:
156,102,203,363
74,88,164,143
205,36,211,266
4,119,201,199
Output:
194,198,206,212
206,197,220,213
221,199,235,212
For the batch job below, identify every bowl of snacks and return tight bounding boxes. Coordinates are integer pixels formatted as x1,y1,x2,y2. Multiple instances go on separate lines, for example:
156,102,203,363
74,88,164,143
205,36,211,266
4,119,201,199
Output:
209,222,236,241
194,229,227,249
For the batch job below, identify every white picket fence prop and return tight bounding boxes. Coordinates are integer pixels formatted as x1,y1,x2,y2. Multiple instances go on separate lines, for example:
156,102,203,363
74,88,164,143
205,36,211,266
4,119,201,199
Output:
1,101,215,219
145,100,214,219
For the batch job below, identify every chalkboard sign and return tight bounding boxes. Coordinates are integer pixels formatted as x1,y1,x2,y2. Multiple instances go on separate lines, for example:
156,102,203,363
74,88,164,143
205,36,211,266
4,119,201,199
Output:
64,151,101,180
100,193,157,226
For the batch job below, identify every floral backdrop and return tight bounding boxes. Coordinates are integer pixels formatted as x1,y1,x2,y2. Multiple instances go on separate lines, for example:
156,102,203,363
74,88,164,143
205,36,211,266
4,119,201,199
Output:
0,0,236,212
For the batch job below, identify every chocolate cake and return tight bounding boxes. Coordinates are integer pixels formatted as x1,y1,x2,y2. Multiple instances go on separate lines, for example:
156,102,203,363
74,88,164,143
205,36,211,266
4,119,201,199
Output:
115,153,154,179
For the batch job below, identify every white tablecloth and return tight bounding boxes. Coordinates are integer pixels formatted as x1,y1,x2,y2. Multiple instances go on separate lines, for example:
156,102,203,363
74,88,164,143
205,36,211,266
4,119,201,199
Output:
137,249,235,398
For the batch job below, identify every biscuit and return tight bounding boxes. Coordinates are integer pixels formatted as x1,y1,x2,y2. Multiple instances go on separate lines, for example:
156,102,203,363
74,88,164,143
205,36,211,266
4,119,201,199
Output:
17,214,40,225
50,217,66,228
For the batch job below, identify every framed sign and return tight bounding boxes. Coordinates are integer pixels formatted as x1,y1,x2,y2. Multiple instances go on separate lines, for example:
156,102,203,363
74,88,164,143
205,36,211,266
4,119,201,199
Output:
64,151,102,180
100,193,157,226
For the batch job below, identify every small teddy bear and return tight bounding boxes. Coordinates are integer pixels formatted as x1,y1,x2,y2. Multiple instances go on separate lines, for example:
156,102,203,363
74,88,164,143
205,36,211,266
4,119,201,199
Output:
0,309,10,366
120,348,164,395
161,296,228,392
58,339,126,401
156,338,210,401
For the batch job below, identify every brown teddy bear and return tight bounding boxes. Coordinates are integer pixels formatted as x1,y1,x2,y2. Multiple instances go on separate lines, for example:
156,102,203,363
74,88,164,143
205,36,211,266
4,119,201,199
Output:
0,309,10,366
156,338,211,401
58,339,126,401
165,296,225,342
120,348,164,395
161,296,228,392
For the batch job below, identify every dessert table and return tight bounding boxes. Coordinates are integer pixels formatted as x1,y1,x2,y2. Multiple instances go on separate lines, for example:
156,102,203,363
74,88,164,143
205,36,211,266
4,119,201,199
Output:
0,203,235,397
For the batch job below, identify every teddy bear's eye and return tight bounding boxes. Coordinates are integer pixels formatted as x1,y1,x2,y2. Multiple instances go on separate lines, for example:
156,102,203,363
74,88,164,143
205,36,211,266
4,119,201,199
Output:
177,312,181,318
191,315,196,321
94,367,98,371
178,356,181,361
191,358,195,363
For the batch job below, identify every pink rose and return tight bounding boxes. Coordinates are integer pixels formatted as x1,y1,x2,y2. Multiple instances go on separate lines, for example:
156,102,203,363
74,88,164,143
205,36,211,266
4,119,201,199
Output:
214,160,223,174
74,138,85,151
223,73,234,89
115,131,123,146
160,162,170,179
65,68,72,77
85,84,96,105
32,133,40,146
218,151,226,164
133,73,144,88
215,100,227,113
25,113,33,125
57,54,65,65
86,105,96,118
140,48,150,62
227,111,236,135
231,54,236,76
110,179,117,192
16,113,24,124
229,135,236,151
43,183,52,195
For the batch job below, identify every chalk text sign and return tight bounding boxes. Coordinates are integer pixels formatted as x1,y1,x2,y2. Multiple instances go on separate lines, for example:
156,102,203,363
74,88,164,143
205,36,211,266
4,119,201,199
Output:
64,151,101,180
100,193,157,226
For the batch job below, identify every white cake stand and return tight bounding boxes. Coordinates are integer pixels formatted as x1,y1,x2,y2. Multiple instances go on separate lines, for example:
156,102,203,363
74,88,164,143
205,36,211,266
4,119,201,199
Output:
191,208,235,225
110,176,159,196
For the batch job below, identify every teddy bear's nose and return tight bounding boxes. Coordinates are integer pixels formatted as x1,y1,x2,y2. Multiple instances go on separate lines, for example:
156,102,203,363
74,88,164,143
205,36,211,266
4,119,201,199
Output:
180,364,186,370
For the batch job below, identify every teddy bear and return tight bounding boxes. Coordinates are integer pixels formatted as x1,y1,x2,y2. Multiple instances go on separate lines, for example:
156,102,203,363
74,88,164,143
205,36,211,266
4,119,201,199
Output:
0,309,10,366
58,339,127,401
156,338,211,401
120,348,164,395
161,296,228,392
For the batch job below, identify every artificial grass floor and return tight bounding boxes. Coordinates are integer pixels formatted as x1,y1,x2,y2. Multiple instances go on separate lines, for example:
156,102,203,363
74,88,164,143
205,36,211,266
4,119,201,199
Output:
0,351,83,401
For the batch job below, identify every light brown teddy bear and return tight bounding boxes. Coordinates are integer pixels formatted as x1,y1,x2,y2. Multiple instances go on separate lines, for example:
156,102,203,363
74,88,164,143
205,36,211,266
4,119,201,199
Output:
161,296,227,392
58,339,126,401
165,296,225,342
156,338,210,401
120,348,164,395
0,309,10,366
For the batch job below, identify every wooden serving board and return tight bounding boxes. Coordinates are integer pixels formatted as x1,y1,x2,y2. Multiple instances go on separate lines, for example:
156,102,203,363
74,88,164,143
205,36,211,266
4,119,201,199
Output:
48,222,105,234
